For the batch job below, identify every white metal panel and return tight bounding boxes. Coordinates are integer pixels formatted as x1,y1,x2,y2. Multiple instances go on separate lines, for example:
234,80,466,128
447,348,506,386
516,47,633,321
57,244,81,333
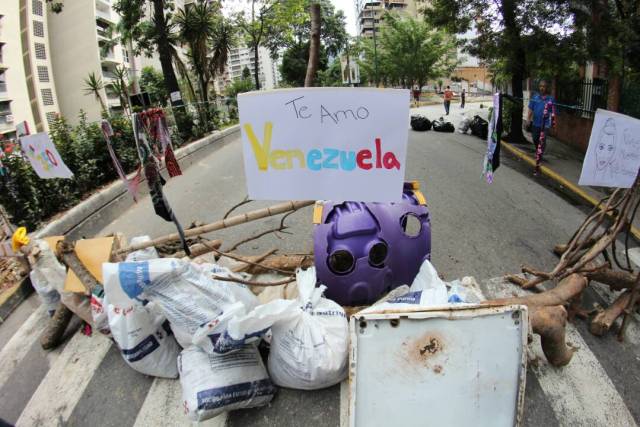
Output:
349,305,528,427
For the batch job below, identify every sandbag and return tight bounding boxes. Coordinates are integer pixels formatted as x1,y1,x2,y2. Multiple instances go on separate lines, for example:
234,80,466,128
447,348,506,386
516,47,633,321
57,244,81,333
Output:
178,345,276,422
216,268,349,390
103,260,181,378
470,115,489,139
432,117,455,133
410,115,432,131
102,258,258,352
29,240,63,315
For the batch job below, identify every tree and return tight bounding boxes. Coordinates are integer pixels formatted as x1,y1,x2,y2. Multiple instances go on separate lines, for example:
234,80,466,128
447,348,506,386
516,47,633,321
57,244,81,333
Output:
140,66,168,105
111,65,131,114
114,0,184,109
356,15,456,89
317,58,342,86
425,0,577,143
83,72,109,116
242,66,252,80
281,41,328,86
304,3,321,86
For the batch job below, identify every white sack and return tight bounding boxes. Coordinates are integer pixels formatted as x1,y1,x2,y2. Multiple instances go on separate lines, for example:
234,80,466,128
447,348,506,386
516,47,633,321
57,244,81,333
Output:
178,345,275,421
28,240,63,314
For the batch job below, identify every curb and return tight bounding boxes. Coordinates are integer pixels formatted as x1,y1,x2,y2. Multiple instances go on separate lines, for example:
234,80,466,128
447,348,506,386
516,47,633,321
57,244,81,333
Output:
500,139,640,240
0,276,34,324
34,125,240,240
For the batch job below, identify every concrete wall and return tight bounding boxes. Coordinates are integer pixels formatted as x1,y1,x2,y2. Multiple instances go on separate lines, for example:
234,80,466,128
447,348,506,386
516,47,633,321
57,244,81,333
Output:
553,114,592,153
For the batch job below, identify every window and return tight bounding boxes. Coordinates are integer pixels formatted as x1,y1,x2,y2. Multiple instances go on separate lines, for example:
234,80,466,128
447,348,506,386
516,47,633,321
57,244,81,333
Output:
45,111,58,126
35,43,46,59
32,0,43,16
37,66,49,82
121,48,129,63
41,88,54,105
33,20,44,37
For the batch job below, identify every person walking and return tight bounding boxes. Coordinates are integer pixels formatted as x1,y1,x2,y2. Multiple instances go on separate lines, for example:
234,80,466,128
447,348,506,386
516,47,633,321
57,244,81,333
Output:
460,88,466,108
443,86,453,115
527,80,557,175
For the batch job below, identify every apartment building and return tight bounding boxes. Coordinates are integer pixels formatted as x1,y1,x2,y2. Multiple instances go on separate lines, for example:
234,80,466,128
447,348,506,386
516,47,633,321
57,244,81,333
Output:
217,45,281,93
0,0,61,139
357,0,425,38
47,0,132,125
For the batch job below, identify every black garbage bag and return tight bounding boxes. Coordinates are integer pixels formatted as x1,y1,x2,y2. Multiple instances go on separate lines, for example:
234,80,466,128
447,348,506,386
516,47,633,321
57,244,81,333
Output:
410,115,432,131
432,117,455,133
470,115,489,139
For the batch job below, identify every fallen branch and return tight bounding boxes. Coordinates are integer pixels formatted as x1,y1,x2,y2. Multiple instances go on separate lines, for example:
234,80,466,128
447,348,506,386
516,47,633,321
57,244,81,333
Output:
486,274,588,308
55,241,100,293
226,210,297,252
590,291,631,336
40,305,74,350
223,196,252,219
212,274,296,287
530,305,575,366
169,239,222,258
586,268,637,291
116,200,315,254
244,254,315,275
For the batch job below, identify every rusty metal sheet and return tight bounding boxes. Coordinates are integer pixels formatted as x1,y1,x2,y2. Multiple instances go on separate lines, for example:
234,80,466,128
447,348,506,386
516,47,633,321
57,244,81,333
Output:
349,304,528,427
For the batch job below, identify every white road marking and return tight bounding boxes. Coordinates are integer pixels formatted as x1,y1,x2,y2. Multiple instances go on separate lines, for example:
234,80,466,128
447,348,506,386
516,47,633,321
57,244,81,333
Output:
0,305,48,387
482,277,638,427
15,331,112,427
134,377,227,427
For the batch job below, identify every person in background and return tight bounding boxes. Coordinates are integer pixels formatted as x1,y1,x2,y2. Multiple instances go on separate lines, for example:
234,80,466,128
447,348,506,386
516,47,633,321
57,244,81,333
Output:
443,86,453,115
460,88,466,108
527,80,557,175
413,87,421,105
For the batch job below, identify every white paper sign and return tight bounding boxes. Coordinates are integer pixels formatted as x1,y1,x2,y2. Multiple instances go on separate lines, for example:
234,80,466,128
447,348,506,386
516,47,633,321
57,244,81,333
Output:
579,110,640,188
170,91,182,102
19,132,74,179
238,88,409,202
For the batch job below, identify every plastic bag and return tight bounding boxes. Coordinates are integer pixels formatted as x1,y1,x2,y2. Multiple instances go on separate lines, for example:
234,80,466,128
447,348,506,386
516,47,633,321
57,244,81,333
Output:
458,115,472,134
432,117,455,133
102,258,258,351
28,240,63,315
218,268,349,390
178,345,276,422
410,115,432,131
103,262,180,378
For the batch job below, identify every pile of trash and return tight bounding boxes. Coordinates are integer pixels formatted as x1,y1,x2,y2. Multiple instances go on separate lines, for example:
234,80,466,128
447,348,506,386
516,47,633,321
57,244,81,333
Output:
28,235,477,422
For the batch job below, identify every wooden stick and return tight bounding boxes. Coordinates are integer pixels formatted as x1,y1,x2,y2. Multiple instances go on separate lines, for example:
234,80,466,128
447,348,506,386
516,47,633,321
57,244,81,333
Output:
485,274,588,308
40,305,74,350
590,291,631,336
56,241,100,293
116,200,315,255
212,274,296,287
244,254,315,275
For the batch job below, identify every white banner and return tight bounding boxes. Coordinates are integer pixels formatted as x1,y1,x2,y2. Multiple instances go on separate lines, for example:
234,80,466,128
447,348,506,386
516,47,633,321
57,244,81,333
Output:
238,88,409,202
19,132,73,179
579,109,640,188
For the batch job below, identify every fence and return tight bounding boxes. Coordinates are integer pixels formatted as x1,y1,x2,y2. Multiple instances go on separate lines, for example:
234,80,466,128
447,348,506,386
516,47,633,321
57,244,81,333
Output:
555,78,608,119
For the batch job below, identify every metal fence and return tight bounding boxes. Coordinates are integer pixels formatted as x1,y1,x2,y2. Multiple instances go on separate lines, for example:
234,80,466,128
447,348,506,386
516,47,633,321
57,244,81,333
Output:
555,78,608,119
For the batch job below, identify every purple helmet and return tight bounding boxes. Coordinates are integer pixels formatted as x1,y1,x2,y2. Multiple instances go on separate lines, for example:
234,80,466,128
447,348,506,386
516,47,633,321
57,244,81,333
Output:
313,182,431,306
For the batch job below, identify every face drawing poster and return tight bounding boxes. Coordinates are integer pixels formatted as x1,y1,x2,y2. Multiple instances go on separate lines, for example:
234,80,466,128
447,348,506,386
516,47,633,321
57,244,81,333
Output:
579,109,640,188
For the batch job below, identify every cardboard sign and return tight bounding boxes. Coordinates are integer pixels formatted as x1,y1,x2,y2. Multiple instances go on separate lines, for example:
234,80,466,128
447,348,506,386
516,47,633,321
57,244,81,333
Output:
579,109,640,188
238,88,409,202
20,133,73,179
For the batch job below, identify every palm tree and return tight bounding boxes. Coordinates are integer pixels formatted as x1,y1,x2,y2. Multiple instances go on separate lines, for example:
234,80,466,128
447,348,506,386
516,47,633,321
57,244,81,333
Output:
112,65,131,114
83,72,109,116
210,17,235,80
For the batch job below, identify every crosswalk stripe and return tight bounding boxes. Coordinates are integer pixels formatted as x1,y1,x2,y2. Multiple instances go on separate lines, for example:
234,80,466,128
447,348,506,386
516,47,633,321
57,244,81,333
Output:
0,305,48,388
15,331,112,427
482,277,638,427
134,377,227,427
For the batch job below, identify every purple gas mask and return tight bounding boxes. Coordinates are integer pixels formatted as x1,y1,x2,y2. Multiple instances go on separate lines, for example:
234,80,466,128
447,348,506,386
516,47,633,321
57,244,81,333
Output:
313,182,431,306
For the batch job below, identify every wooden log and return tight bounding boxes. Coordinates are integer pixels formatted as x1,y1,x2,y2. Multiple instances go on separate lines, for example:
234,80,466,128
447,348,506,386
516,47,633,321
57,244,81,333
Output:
56,241,100,293
116,200,315,255
586,268,636,291
485,274,588,308
40,304,74,350
530,305,575,366
590,291,631,336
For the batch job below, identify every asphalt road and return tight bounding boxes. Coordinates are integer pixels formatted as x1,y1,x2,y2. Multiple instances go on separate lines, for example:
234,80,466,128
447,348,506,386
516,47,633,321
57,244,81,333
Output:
2,101,639,426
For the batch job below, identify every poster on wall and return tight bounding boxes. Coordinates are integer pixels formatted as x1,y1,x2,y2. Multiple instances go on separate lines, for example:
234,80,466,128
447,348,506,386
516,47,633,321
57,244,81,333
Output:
19,132,74,179
238,88,409,202
579,109,640,188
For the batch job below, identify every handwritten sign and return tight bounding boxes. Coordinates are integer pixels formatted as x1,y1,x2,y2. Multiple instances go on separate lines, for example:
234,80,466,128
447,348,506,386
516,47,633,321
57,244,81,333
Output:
19,132,73,179
238,88,409,202
579,109,640,188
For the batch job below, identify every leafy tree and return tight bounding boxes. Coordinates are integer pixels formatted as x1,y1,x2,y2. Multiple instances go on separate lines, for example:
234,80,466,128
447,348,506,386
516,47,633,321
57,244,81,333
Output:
318,58,343,86
281,41,328,87
356,15,456,89
140,66,168,105
425,0,578,142
235,0,305,90
226,78,255,99
83,72,109,116
242,66,252,80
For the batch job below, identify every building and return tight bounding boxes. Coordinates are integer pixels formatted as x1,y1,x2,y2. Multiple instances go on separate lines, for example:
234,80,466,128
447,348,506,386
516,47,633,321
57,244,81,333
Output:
357,0,425,38
47,0,133,125
0,0,62,139
218,45,281,93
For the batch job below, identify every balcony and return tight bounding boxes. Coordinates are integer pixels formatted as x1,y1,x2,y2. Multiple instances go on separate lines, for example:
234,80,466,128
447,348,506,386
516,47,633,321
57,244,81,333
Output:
96,8,113,23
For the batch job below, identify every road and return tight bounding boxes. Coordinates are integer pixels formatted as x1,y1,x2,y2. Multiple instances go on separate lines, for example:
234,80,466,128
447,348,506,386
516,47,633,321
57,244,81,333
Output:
1,101,640,426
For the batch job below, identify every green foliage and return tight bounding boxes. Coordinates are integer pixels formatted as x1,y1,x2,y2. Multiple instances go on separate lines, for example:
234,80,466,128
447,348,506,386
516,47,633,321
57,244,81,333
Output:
226,78,255,100
140,66,168,105
318,58,343,87
83,72,108,114
242,66,252,80
357,15,456,88
281,41,328,87
0,113,138,230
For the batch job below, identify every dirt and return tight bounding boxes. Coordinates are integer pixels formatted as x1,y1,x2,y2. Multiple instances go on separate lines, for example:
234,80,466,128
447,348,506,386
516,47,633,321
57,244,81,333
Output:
0,258,27,294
